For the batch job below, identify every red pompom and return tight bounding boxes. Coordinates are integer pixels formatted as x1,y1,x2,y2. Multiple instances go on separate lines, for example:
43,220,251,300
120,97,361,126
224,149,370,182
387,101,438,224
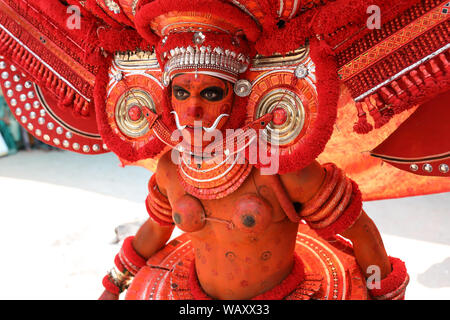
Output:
353,114,373,134
102,275,120,295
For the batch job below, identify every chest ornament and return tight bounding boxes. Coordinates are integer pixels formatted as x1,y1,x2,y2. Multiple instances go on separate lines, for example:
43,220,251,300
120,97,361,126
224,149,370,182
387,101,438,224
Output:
177,152,253,200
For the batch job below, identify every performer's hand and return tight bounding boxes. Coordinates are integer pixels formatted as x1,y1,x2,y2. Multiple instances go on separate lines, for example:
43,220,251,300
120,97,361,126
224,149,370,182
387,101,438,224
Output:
98,290,119,300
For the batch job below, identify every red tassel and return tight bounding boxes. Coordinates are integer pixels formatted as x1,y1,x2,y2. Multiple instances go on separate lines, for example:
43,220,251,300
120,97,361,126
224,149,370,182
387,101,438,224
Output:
401,75,418,95
366,97,389,129
379,87,394,102
419,65,437,87
63,89,75,106
409,70,423,87
373,93,385,109
389,81,408,113
439,53,450,73
429,58,443,79
81,101,90,117
373,94,393,126
353,102,373,134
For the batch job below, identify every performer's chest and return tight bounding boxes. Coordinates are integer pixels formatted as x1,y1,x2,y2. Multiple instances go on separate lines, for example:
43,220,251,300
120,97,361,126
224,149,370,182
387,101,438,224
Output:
165,169,288,235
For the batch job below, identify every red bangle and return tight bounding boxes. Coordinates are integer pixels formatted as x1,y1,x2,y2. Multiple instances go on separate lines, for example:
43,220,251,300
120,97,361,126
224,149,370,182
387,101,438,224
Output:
369,257,409,300
118,236,147,275
102,275,120,295
114,254,126,273
146,194,174,227
313,180,363,239
146,175,174,226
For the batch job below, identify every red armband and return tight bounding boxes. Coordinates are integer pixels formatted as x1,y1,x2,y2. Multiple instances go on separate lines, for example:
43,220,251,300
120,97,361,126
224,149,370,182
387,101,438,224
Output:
369,257,409,300
146,175,174,226
116,236,147,276
301,164,362,239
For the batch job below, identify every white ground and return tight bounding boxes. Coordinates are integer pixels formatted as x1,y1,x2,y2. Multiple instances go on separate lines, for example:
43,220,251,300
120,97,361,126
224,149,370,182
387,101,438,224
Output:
0,150,448,300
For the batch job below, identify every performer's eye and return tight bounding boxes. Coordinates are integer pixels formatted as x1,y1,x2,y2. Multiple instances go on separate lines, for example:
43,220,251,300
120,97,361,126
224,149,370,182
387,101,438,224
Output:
201,87,224,101
173,86,190,100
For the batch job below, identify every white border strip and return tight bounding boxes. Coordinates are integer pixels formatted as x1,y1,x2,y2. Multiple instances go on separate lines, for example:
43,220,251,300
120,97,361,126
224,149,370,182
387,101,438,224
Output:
0,23,91,102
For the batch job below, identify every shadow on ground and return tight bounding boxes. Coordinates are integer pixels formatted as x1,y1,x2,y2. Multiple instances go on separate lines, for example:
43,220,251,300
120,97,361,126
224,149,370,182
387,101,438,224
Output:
418,258,450,288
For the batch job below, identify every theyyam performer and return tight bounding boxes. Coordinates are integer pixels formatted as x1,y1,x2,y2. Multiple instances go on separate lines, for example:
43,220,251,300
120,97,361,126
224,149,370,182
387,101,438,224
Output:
0,0,449,300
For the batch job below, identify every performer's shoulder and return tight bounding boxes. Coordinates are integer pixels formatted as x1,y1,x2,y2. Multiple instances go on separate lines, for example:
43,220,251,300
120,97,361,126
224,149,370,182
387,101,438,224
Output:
278,161,325,203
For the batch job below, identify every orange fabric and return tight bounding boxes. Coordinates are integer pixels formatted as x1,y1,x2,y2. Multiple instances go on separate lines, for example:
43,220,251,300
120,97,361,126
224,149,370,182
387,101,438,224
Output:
318,85,450,201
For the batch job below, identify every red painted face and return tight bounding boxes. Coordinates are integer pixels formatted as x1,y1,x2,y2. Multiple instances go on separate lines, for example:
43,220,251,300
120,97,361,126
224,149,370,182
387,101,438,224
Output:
171,74,234,147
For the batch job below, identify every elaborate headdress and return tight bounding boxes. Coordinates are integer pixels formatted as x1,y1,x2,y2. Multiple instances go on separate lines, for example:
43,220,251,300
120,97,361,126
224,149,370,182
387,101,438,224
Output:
135,0,260,85
1,0,448,188
92,0,340,176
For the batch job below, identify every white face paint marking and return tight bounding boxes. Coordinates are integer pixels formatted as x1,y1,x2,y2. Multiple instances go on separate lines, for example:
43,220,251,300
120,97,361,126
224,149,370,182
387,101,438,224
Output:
203,113,229,132
171,111,229,132
171,111,187,130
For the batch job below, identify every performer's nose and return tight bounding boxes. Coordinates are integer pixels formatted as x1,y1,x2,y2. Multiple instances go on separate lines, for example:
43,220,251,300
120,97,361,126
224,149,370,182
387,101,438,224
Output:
187,106,204,119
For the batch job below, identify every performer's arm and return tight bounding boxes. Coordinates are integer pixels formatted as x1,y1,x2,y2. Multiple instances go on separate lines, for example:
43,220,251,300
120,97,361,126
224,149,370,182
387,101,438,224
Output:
341,211,391,278
281,162,391,280
132,219,174,260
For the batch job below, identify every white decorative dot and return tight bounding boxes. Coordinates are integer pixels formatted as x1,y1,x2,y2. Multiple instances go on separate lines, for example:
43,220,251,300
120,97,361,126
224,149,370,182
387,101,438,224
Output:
33,101,40,108
47,122,54,130
103,144,108,150
2,71,9,79
30,112,36,119
423,164,433,173
53,138,60,145
6,89,14,97
20,94,27,102
35,129,42,136
20,116,27,124
92,144,100,152
0,61,6,69
82,145,90,153
24,103,31,111
10,99,17,106
25,81,32,89
56,127,63,135
65,132,73,139
15,84,23,92
15,108,22,116
38,117,45,125
63,140,69,148
27,123,34,130
4,81,11,88
43,134,50,141
13,74,20,82
72,143,80,150
439,164,449,174
39,109,46,117
27,91,35,99
10,65,16,72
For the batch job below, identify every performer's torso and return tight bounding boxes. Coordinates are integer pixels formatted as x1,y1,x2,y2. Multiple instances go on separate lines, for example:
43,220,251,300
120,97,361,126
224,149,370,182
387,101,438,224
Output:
159,154,299,300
